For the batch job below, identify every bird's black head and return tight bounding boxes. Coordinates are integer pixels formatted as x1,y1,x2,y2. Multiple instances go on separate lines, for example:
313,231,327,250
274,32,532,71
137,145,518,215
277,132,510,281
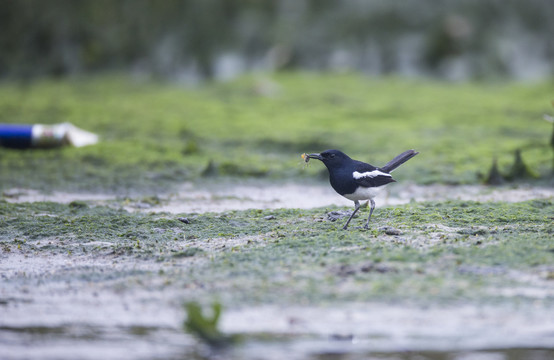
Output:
307,149,351,169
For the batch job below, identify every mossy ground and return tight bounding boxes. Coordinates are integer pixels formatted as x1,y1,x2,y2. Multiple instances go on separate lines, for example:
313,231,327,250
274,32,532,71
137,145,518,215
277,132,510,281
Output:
1,74,553,358
2,198,552,307
1,73,553,192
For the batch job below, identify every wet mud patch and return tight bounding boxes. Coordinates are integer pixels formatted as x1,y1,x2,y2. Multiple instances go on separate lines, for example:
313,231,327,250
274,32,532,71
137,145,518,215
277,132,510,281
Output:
219,303,554,348
212,303,554,360
3,182,554,214
1,197,553,359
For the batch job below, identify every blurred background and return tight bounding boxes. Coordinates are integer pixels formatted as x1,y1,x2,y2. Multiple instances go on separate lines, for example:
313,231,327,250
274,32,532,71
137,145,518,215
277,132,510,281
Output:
1,0,553,194
2,0,554,82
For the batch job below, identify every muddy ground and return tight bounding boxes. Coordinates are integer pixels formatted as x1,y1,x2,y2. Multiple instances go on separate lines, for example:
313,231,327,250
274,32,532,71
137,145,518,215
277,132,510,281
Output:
4,180,554,212
1,182,553,360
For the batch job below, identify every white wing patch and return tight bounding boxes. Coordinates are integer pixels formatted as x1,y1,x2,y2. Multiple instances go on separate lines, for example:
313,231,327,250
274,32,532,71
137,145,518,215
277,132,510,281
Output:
353,170,391,179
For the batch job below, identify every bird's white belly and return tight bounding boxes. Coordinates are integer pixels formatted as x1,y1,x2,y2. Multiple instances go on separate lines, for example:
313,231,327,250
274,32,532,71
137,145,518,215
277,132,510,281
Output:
343,185,386,201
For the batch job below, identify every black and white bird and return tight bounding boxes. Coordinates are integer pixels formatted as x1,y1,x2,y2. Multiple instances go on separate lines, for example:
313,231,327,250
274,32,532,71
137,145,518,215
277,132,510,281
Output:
305,149,418,230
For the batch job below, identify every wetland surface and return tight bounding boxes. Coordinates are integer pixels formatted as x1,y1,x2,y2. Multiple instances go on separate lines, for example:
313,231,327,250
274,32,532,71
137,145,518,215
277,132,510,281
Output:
2,182,553,360
1,74,553,359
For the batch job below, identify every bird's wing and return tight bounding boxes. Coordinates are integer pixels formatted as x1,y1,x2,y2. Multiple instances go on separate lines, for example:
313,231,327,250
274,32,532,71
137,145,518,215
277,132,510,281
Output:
352,163,396,187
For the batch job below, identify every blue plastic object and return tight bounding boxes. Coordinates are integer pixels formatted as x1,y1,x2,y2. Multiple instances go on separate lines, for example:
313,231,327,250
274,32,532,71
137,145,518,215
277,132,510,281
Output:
0,124,33,148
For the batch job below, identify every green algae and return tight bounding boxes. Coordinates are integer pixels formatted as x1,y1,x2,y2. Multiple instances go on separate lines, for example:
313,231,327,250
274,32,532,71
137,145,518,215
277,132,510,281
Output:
1,198,552,306
1,73,553,358
1,74,553,193
184,302,240,347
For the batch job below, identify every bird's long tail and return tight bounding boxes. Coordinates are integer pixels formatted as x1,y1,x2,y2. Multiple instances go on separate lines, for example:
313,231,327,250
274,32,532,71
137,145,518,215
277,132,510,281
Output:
380,149,419,173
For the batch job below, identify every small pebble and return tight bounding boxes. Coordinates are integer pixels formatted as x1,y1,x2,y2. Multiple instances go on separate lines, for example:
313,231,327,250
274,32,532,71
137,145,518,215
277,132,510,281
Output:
330,333,354,341
264,215,276,220
379,226,402,236
177,217,191,224
133,202,152,209
326,210,353,222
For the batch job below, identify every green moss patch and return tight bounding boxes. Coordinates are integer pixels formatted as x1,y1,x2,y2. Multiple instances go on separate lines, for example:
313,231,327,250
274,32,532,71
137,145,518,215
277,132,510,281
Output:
2,198,552,306
1,74,553,192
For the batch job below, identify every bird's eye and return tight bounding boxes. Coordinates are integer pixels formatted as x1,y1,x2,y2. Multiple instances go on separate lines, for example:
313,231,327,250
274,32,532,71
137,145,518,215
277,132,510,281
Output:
329,153,335,158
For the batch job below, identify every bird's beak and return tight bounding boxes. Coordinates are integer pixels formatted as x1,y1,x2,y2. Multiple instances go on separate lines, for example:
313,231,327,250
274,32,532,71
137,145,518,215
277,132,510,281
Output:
307,153,322,161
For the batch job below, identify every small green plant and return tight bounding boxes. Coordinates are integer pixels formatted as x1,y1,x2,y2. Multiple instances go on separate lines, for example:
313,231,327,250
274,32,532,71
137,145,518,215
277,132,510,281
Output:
484,158,504,185
506,149,538,181
183,302,238,347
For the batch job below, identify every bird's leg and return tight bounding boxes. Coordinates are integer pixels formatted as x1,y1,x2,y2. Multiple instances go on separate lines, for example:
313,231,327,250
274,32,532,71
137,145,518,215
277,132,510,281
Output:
363,199,376,229
343,200,360,230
